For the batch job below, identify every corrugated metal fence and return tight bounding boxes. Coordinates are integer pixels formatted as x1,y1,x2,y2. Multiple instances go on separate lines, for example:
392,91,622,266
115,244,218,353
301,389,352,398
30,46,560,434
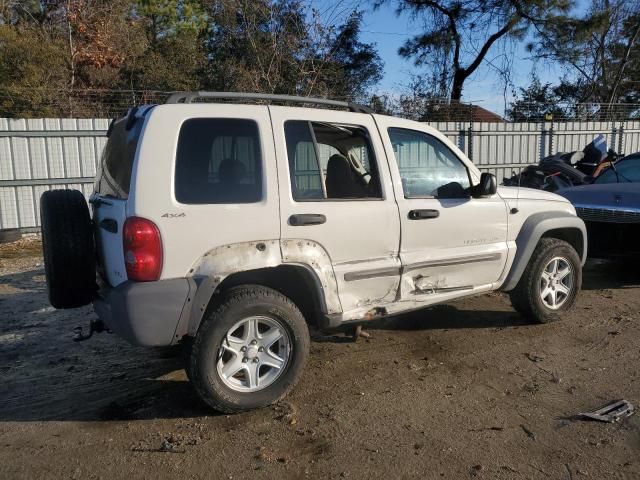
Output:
2,118,640,231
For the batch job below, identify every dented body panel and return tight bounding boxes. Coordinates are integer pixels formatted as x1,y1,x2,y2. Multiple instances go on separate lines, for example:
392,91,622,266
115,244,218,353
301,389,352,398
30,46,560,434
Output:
270,107,403,314
94,101,587,348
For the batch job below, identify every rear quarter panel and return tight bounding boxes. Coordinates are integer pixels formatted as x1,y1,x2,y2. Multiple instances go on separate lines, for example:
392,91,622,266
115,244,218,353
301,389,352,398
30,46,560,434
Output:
127,104,281,280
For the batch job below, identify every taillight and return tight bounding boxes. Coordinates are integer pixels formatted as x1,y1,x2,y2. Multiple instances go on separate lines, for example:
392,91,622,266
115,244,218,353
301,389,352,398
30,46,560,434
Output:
123,217,163,281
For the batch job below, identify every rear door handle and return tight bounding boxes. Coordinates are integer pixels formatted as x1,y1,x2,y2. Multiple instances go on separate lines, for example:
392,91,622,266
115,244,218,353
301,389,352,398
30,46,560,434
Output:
289,214,326,226
99,218,118,233
408,209,440,220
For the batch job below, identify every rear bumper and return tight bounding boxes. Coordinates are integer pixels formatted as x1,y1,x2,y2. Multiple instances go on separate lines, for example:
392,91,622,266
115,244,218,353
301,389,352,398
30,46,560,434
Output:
93,278,190,347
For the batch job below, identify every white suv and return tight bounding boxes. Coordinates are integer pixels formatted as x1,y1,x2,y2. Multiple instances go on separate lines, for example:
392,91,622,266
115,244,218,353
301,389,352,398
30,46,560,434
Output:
40,92,587,413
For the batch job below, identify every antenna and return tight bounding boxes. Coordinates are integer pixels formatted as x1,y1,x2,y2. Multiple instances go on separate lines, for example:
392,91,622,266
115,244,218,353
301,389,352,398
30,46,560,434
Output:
512,166,522,214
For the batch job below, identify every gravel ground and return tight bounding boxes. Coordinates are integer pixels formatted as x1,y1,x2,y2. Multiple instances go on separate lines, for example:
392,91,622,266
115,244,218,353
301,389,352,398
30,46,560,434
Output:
1,238,639,479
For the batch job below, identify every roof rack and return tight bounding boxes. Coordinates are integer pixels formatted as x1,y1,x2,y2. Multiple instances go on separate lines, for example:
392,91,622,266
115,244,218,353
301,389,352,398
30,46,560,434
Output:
165,91,373,114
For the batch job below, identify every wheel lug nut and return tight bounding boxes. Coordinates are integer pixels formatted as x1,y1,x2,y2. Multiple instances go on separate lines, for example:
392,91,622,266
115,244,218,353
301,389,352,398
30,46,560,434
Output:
241,346,247,352
242,357,248,363
250,340,257,345
258,347,264,352
253,358,259,363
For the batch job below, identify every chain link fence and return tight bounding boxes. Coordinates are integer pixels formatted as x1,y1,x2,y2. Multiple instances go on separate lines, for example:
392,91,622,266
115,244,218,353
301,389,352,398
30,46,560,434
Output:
4,88,640,123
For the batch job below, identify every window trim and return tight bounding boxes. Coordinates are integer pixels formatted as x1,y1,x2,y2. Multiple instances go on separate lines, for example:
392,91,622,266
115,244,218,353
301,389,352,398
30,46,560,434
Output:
173,117,265,206
387,127,473,200
284,120,385,203
307,121,328,199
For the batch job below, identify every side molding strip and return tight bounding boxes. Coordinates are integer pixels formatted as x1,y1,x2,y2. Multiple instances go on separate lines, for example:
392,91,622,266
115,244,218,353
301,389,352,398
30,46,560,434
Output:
344,267,401,282
343,253,502,282
404,253,503,273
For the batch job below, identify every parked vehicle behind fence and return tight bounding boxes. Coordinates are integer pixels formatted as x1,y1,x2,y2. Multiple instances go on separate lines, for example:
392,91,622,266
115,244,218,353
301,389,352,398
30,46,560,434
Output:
558,154,640,260
502,135,621,192
40,92,587,413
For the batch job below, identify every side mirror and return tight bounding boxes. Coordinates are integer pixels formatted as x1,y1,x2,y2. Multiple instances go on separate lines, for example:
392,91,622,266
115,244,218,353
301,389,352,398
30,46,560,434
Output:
474,172,497,197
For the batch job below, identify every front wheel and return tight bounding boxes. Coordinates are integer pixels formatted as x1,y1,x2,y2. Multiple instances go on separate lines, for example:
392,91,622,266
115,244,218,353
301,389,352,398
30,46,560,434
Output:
188,285,310,413
509,238,582,323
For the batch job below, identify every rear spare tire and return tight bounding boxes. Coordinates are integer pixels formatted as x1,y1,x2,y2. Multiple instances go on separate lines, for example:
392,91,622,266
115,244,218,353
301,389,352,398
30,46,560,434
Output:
40,189,96,308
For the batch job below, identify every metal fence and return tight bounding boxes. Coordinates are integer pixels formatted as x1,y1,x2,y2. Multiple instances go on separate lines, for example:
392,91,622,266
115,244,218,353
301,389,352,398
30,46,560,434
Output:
2,118,640,232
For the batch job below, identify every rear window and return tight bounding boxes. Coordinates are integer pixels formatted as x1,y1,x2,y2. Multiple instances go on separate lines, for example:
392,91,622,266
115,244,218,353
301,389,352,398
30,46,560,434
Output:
174,118,262,204
94,117,143,198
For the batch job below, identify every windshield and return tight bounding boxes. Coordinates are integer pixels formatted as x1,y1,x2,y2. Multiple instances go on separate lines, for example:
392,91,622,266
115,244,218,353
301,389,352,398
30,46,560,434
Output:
595,155,640,184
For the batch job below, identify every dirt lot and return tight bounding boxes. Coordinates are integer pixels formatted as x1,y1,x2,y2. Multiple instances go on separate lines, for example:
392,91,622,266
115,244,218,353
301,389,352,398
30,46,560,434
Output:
1,238,639,480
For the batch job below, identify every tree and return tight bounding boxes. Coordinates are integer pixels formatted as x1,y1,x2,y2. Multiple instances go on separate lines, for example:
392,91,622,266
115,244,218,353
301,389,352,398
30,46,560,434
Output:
0,0,384,116
0,25,68,117
202,1,383,101
133,0,207,46
506,75,567,120
528,0,640,107
314,10,383,100
384,0,572,101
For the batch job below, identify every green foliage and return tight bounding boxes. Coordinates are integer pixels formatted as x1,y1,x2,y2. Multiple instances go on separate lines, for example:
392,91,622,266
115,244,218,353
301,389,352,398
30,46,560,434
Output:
506,76,567,121
528,0,640,106
134,0,208,43
0,0,383,117
0,26,69,117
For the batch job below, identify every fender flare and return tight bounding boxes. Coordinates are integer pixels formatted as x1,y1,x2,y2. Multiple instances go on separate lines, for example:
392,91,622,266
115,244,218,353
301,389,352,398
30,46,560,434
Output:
500,211,587,291
173,239,342,338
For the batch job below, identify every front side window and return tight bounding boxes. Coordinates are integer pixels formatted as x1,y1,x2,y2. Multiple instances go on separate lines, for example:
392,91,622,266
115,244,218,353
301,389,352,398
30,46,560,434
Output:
388,128,470,199
284,121,382,201
175,118,262,204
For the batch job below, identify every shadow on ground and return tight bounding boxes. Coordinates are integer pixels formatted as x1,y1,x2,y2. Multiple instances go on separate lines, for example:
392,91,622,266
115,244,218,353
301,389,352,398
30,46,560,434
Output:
582,259,640,291
1,259,637,423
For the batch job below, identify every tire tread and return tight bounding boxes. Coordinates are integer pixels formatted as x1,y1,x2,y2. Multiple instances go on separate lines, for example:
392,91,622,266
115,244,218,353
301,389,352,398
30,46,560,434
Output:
189,285,309,413
509,237,581,323
40,189,96,309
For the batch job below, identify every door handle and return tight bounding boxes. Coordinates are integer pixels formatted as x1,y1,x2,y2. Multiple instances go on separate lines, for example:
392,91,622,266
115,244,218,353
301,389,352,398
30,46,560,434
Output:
289,214,326,226
408,209,440,220
99,218,118,233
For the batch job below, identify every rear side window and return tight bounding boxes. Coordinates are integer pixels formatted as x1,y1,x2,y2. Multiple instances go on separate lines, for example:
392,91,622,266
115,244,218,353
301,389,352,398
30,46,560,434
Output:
94,117,143,198
284,120,382,201
175,119,262,204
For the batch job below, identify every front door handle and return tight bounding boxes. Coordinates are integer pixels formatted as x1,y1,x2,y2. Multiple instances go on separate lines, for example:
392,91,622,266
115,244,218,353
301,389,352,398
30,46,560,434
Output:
408,209,440,220
289,214,326,226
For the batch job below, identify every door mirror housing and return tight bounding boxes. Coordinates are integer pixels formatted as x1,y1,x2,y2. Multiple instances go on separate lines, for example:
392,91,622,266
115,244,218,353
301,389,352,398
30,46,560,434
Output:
473,172,497,198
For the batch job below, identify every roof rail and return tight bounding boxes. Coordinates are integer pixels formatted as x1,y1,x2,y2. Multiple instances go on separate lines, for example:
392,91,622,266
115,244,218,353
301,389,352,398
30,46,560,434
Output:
165,91,373,114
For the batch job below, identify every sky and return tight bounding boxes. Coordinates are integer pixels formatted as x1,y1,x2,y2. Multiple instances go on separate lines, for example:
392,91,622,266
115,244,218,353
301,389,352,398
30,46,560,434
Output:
310,1,587,115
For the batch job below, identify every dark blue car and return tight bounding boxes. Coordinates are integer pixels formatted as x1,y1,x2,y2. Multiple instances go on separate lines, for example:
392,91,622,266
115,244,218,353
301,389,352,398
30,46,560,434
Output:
558,155,640,259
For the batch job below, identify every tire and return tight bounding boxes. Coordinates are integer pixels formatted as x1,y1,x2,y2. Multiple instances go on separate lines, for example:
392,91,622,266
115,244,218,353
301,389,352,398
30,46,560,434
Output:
189,285,310,413
509,238,582,323
0,228,21,244
40,189,96,309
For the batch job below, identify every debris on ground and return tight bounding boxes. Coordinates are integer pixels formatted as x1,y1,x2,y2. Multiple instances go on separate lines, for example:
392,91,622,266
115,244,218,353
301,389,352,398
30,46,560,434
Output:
526,353,545,363
578,399,634,423
159,437,185,453
351,325,372,341
520,424,536,440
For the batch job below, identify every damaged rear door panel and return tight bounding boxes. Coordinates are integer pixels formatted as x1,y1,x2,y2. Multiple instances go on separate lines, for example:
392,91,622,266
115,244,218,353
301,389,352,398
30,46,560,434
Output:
270,106,402,313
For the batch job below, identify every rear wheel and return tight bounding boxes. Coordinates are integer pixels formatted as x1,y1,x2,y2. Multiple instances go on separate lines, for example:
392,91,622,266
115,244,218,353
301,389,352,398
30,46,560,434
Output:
509,238,581,323
189,285,309,413
40,189,96,309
